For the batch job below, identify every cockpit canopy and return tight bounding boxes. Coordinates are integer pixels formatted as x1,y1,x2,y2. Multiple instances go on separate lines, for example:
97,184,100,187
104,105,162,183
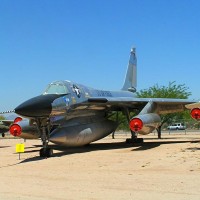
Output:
43,81,69,95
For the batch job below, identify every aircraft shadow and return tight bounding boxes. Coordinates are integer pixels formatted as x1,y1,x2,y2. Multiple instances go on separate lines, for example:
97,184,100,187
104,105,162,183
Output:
20,156,45,163
190,140,200,143
186,147,200,151
0,146,10,149
19,139,197,163
52,142,134,157
20,142,135,163
144,137,198,140
132,140,194,151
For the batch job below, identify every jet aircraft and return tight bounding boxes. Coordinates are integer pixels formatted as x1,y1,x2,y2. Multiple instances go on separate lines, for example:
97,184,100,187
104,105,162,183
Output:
0,124,8,137
4,48,195,157
0,113,22,137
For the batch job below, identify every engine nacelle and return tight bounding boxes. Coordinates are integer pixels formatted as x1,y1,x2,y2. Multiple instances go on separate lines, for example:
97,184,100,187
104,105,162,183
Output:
9,120,39,139
190,108,200,120
49,118,117,146
130,113,161,135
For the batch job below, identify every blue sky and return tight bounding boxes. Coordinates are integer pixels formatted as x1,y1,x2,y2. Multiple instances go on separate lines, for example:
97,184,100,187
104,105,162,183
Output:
0,0,200,111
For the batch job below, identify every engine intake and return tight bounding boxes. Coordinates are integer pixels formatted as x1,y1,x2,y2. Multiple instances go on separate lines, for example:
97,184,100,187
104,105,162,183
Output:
130,113,161,135
191,108,200,120
10,124,22,137
9,120,39,139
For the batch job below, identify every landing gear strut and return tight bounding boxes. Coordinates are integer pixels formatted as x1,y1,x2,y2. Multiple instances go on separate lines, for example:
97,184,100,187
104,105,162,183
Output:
123,108,144,144
37,119,53,158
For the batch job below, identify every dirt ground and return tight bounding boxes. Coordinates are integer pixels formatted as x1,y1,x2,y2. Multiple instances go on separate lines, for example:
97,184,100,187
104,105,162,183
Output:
0,131,200,200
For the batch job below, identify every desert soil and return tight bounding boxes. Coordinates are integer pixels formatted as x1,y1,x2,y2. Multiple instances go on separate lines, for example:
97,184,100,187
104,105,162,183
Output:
0,131,200,200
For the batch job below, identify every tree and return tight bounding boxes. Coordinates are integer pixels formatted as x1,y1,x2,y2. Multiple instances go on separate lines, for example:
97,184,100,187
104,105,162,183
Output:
0,115,5,120
136,81,191,138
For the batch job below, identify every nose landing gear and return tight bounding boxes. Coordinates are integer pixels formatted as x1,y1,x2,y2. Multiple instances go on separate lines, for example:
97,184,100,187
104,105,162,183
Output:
36,119,53,158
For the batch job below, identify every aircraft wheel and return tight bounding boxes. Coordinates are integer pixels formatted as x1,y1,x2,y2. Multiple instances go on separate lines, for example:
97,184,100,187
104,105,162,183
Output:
39,148,53,157
126,138,144,144
46,148,53,157
136,138,144,143
39,148,45,157
126,138,133,143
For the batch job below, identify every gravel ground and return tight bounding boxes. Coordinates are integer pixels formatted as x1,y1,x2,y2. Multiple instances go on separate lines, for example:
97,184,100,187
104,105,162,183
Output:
0,132,200,200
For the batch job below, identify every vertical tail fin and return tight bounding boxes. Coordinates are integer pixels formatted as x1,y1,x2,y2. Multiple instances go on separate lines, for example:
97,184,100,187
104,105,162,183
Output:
122,48,137,92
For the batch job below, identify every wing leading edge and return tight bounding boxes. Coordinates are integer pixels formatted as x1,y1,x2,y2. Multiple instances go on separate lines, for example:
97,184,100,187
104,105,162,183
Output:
79,97,196,114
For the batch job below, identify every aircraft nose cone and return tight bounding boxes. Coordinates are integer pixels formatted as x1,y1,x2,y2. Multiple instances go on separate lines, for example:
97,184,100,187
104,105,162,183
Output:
15,94,61,118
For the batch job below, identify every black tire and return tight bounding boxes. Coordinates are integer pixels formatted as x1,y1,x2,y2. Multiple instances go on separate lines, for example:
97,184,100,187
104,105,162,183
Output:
46,148,53,157
126,138,133,143
126,138,144,144
39,148,45,157
136,138,144,143
39,148,53,157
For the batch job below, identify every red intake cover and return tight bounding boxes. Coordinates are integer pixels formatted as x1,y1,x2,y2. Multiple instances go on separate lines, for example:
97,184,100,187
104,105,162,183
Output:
10,124,22,137
129,118,143,132
191,108,200,120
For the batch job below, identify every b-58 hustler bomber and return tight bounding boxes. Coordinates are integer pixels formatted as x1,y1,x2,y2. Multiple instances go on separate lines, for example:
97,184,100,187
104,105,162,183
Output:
7,48,195,157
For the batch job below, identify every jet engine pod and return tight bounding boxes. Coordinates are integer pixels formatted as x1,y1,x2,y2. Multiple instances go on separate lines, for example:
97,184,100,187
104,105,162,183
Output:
10,124,22,137
130,113,161,135
191,108,200,120
50,118,117,146
9,120,39,139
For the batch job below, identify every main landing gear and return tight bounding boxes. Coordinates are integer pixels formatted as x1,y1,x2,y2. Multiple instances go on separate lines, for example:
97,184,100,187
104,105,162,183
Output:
40,147,53,157
126,131,144,144
37,119,53,158
123,108,144,144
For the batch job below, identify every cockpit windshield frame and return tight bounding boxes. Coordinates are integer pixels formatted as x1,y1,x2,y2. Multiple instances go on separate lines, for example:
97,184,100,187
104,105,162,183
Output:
43,82,69,95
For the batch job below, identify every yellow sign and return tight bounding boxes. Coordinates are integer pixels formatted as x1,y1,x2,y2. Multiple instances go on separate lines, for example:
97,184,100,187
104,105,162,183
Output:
16,144,25,153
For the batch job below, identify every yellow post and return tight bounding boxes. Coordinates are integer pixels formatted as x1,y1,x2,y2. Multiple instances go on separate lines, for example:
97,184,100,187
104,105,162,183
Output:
16,143,25,160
